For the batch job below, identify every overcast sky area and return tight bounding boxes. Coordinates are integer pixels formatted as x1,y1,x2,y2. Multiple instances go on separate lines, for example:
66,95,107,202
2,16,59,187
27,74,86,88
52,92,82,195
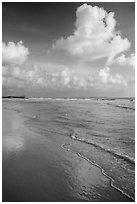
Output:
2,2,135,98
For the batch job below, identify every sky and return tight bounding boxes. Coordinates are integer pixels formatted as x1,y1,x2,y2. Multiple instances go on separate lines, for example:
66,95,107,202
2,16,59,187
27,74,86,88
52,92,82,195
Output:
2,2,135,97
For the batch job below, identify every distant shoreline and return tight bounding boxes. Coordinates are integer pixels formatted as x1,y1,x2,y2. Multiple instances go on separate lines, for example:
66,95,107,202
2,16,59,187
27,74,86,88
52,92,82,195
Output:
2,96,26,99
2,96,135,100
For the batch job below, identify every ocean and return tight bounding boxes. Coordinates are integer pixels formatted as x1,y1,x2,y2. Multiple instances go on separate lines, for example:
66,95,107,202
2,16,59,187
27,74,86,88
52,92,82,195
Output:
2,98,135,202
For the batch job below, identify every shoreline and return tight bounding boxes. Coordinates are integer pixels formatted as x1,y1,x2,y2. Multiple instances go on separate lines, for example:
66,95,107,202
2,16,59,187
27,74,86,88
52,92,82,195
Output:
61,143,134,202
2,100,134,202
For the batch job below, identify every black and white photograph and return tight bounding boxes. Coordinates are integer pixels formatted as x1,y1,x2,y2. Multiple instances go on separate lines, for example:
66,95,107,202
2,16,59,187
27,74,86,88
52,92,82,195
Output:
2,1,135,202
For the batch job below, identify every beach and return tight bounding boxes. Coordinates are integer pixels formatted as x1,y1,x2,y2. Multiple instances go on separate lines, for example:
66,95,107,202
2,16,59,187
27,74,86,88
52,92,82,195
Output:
2,99,135,202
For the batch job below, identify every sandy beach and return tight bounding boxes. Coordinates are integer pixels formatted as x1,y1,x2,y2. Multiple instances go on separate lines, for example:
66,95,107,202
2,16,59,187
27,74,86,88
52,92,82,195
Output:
2,100,134,202
2,2,135,202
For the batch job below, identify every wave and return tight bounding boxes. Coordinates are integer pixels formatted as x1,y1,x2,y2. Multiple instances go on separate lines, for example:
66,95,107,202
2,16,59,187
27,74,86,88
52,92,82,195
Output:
70,134,135,165
23,114,38,120
28,98,91,101
99,98,117,101
114,105,135,111
61,143,134,201
105,102,135,111
99,98,134,101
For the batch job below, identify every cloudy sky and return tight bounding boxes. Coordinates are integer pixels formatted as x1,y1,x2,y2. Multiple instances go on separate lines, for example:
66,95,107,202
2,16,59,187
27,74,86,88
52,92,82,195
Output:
2,2,135,97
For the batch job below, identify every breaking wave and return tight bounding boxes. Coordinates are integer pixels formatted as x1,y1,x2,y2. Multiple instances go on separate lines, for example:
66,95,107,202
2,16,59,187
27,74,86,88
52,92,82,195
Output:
114,105,135,111
70,133,135,165
61,143,134,201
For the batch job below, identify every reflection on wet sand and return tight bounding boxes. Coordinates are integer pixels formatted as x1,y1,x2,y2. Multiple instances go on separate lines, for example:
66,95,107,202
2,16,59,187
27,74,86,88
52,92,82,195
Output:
3,109,25,153
62,152,109,201
3,135,24,152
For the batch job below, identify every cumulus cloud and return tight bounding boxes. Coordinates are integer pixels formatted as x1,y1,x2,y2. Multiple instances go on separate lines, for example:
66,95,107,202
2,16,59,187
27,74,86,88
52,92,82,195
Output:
2,75,25,89
111,53,135,67
98,67,127,86
2,41,29,65
2,62,127,90
59,67,127,89
53,4,130,63
2,63,60,89
2,41,127,91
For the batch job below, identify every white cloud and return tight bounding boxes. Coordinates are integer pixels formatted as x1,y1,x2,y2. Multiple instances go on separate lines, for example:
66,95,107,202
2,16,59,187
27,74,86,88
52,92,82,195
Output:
2,66,9,76
2,41,29,65
59,67,127,89
2,61,127,90
2,76,25,88
112,53,135,67
53,4,130,63
2,63,60,89
61,69,73,87
98,66,127,86
99,67,110,83
12,67,21,77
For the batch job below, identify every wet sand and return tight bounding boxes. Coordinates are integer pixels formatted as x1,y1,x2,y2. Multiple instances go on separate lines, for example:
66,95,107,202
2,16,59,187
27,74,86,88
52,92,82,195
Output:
2,100,133,202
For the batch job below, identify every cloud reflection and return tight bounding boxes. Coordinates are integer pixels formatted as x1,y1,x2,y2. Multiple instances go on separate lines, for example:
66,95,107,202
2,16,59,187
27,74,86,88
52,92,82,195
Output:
3,110,25,153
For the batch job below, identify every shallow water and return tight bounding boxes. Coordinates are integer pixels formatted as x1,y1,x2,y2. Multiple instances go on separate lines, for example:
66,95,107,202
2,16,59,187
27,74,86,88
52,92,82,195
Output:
2,98,135,201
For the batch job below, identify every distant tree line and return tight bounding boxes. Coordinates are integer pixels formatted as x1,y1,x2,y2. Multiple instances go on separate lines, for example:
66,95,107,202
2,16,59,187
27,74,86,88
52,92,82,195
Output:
2,96,26,99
